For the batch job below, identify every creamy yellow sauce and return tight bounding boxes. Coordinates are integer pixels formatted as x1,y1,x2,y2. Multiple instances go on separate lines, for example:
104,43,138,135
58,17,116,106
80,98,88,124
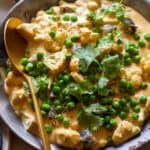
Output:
4,0,150,149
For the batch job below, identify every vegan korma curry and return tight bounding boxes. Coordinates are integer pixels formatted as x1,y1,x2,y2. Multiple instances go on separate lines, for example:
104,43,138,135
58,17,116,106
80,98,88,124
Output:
4,0,150,149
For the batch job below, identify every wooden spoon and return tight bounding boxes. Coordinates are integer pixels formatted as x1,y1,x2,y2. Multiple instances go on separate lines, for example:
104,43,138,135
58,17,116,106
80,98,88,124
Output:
4,17,50,150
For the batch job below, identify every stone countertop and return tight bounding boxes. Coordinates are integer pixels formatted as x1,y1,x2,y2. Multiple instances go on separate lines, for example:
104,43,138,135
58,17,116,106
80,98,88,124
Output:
0,0,150,150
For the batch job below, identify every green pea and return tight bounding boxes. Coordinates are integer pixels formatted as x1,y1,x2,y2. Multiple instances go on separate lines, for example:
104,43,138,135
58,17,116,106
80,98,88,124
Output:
71,15,78,22
112,101,120,109
124,57,132,65
138,40,146,48
45,9,54,15
63,118,70,127
133,33,140,41
63,15,70,21
71,35,80,42
65,53,72,59
62,74,70,83
110,108,117,116
133,55,141,63
36,61,44,69
144,33,150,41
58,74,63,80
25,63,34,72
41,103,51,111
55,105,62,113
120,79,128,88
126,43,138,55
20,58,28,66
126,82,134,90
130,99,138,107
65,39,73,48
119,111,127,119
49,31,56,38
37,52,44,60
44,124,53,134
58,80,65,86
132,113,139,120
93,27,101,33
140,95,147,104
124,52,130,58
110,119,117,127
51,16,59,21
53,100,60,106
122,105,130,113
56,114,64,122
104,116,111,124
66,102,75,110
87,11,96,20
52,85,61,94
133,105,140,113
106,124,113,131
119,98,127,105
140,82,148,89
41,110,47,117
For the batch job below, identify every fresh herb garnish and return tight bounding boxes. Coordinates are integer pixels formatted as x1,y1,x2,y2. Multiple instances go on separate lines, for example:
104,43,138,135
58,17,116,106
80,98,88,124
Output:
97,33,114,50
101,2,125,22
78,103,106,131
74,44,100,73
101,54,122,79
97,77,111,96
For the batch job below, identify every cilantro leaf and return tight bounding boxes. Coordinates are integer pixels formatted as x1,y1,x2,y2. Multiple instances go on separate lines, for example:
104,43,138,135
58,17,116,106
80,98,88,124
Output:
74,44,100,73
32,76,49,100
101,2,125,22
101,54,121,79
62,83,82,100
88,103,108,115
63,81,94,100
97,77,111,96
78,103,106,131
87,11,103,24
97,33,114,50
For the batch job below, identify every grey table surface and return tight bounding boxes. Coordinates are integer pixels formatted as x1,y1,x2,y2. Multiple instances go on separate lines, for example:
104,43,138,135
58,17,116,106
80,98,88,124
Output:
0,0,150,150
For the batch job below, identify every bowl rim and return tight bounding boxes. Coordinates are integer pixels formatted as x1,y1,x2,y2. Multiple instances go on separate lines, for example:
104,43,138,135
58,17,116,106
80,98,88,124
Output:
0,1,150,150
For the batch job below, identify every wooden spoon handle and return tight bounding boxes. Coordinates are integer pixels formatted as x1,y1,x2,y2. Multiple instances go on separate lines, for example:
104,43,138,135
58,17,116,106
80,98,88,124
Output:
25,75,50,150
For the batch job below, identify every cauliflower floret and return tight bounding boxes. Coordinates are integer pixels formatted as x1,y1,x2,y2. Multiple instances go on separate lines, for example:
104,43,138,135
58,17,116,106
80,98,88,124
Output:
145,96,150,112
51,128,80,148
17,23,39,41
90,32,100,42
80,27,91,45
10,88,27,110
70,57,80,72
21,111,38,135
5,72,24,94
112,120,140,145
71,72,85,83
87,1,99,10
111,43,123,53
137,110,145,125
140,55,150,79
44,51,66,74
120,64,143,88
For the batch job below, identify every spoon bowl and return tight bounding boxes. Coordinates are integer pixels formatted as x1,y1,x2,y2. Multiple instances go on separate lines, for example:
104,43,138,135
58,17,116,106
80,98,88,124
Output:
4,17,26,71
4,17,49,150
